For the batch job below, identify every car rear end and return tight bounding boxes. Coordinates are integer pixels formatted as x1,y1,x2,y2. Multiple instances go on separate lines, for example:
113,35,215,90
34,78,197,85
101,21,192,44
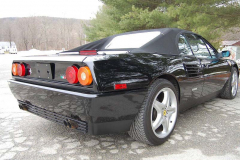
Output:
8,51,147,135
9,54,94,132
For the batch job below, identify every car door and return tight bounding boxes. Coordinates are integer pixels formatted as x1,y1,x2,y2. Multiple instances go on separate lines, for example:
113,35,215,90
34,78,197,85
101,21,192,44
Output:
200,37,231,96
178,35,204,110
184,34,231,97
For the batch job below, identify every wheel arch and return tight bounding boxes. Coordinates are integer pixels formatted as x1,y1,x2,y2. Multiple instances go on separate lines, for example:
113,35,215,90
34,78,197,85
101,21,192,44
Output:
150,74,181,103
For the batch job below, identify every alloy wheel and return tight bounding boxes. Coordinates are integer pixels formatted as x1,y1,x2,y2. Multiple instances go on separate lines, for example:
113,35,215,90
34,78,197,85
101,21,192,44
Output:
150,88,177,138
231,70,238,96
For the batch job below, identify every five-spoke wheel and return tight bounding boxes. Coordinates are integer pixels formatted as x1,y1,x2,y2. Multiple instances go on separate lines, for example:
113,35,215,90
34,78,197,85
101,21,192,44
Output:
129,79,179,145
231,70,238,97
151,88,177,138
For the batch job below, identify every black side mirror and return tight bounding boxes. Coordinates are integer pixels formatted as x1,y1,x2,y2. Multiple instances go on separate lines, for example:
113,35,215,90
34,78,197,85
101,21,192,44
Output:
222,50,231,57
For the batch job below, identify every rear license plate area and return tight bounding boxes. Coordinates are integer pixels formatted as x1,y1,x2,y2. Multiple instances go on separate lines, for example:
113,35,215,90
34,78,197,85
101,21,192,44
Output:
36,63,53,79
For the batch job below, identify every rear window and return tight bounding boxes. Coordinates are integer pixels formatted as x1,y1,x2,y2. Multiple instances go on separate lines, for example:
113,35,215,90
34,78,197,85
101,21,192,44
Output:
105,31,161,49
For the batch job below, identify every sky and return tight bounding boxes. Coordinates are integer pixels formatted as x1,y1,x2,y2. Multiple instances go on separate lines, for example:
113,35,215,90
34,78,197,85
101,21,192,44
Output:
0,0,103,20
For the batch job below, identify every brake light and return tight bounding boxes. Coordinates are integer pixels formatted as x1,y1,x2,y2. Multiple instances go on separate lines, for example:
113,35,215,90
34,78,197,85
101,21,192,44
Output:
114,84,127,90
12,63,18,76
77,66,93,85
66,66,79,84
79,50,97,55
17,63,26,76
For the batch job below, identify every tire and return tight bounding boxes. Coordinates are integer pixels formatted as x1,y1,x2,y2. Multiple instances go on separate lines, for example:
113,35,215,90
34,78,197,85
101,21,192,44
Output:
128,79,179,145
220,67,239,99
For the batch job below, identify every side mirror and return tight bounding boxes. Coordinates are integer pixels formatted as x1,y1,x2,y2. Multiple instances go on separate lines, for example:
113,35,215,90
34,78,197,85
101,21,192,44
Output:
222,50,231,57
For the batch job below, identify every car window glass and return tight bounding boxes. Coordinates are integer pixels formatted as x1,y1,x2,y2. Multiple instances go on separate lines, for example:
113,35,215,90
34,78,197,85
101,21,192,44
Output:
204,41,218,59
178,35,193,55
184,34,211,58
105,31,160,49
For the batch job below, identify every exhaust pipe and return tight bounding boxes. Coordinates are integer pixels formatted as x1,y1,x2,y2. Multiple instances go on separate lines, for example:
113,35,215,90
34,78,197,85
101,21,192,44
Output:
63,119,78,129
63,120,68,127
68,120,78,129
19,104,28,111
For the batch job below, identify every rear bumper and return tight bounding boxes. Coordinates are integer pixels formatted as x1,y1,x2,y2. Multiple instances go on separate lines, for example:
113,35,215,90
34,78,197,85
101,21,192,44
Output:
8,80,147,135
18,100,88,133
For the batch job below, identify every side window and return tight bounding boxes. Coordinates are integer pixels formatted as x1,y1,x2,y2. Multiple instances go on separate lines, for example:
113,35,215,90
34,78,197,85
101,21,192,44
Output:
178,35,193,55
205,43,217,58
184,34,211,58
202,39,218,59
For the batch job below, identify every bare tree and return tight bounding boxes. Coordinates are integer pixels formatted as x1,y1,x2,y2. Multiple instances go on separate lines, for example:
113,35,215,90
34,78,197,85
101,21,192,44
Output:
40,17,51,50
18,18,30,50
28,16,39,49
66,19,74,49
5,23,14,48
76,21,84,46
0,25,3,41
59,19,67,50
0,17,88,51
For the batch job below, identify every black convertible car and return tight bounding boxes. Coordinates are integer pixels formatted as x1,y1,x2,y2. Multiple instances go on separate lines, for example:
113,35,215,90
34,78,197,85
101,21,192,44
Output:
8,28,239,145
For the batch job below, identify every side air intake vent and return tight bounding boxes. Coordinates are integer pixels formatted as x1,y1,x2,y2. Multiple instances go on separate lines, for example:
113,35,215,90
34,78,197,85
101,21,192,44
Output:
184,64,202,77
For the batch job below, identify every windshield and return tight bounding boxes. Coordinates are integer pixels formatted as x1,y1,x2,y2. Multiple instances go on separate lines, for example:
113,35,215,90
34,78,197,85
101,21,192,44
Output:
105,31,161,49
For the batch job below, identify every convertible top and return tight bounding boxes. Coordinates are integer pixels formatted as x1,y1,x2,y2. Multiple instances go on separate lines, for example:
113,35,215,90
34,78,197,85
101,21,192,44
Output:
66,28,192,55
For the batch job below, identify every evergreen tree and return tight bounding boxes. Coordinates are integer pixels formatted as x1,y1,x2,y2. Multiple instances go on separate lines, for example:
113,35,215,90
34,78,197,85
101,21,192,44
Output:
85,0,240,47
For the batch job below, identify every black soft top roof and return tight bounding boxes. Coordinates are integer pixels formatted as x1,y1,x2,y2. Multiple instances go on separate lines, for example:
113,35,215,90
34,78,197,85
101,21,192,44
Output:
66,28,192,55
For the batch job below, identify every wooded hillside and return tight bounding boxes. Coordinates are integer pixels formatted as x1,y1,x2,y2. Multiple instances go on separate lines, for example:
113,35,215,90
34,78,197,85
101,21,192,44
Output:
0,17,89,51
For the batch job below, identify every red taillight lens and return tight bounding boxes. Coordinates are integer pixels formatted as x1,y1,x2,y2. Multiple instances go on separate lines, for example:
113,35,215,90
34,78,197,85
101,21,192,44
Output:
79,50,97,55
17,63,26,76
12,63,18,76
66,66,79,84
114,84,127,90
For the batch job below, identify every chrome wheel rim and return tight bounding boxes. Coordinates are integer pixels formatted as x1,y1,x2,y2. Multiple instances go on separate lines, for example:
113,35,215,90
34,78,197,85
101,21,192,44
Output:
231,71,238,96
150,88,177,138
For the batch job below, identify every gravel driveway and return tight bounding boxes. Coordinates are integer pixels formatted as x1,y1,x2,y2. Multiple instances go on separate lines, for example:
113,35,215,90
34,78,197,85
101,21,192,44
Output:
0,54,240,160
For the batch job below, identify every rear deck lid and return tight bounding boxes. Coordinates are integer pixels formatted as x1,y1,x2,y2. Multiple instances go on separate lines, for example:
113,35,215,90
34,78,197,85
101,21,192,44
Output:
14,54,87,62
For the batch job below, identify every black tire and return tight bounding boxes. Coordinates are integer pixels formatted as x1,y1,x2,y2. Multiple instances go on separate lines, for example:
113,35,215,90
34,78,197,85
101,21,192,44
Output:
128,79,179,145
220,67,238,99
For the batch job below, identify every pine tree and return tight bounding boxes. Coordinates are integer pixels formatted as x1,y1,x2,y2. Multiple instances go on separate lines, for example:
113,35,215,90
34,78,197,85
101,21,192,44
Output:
85,0,240,48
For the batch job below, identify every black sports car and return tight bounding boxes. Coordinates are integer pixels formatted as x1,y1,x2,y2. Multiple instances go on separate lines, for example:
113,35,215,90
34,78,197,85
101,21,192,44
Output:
8,28,239,145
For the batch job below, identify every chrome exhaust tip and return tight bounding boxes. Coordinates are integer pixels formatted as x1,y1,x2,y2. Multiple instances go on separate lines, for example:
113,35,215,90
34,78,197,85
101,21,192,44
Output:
64,119,78,129
63,120,68,127
19,104,28,111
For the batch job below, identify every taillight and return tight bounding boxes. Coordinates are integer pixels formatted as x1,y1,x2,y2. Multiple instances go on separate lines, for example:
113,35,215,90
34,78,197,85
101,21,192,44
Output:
66,66,79,84
77,66,93,85
79,50,97,55
17,63,26,76
12,63,18,76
